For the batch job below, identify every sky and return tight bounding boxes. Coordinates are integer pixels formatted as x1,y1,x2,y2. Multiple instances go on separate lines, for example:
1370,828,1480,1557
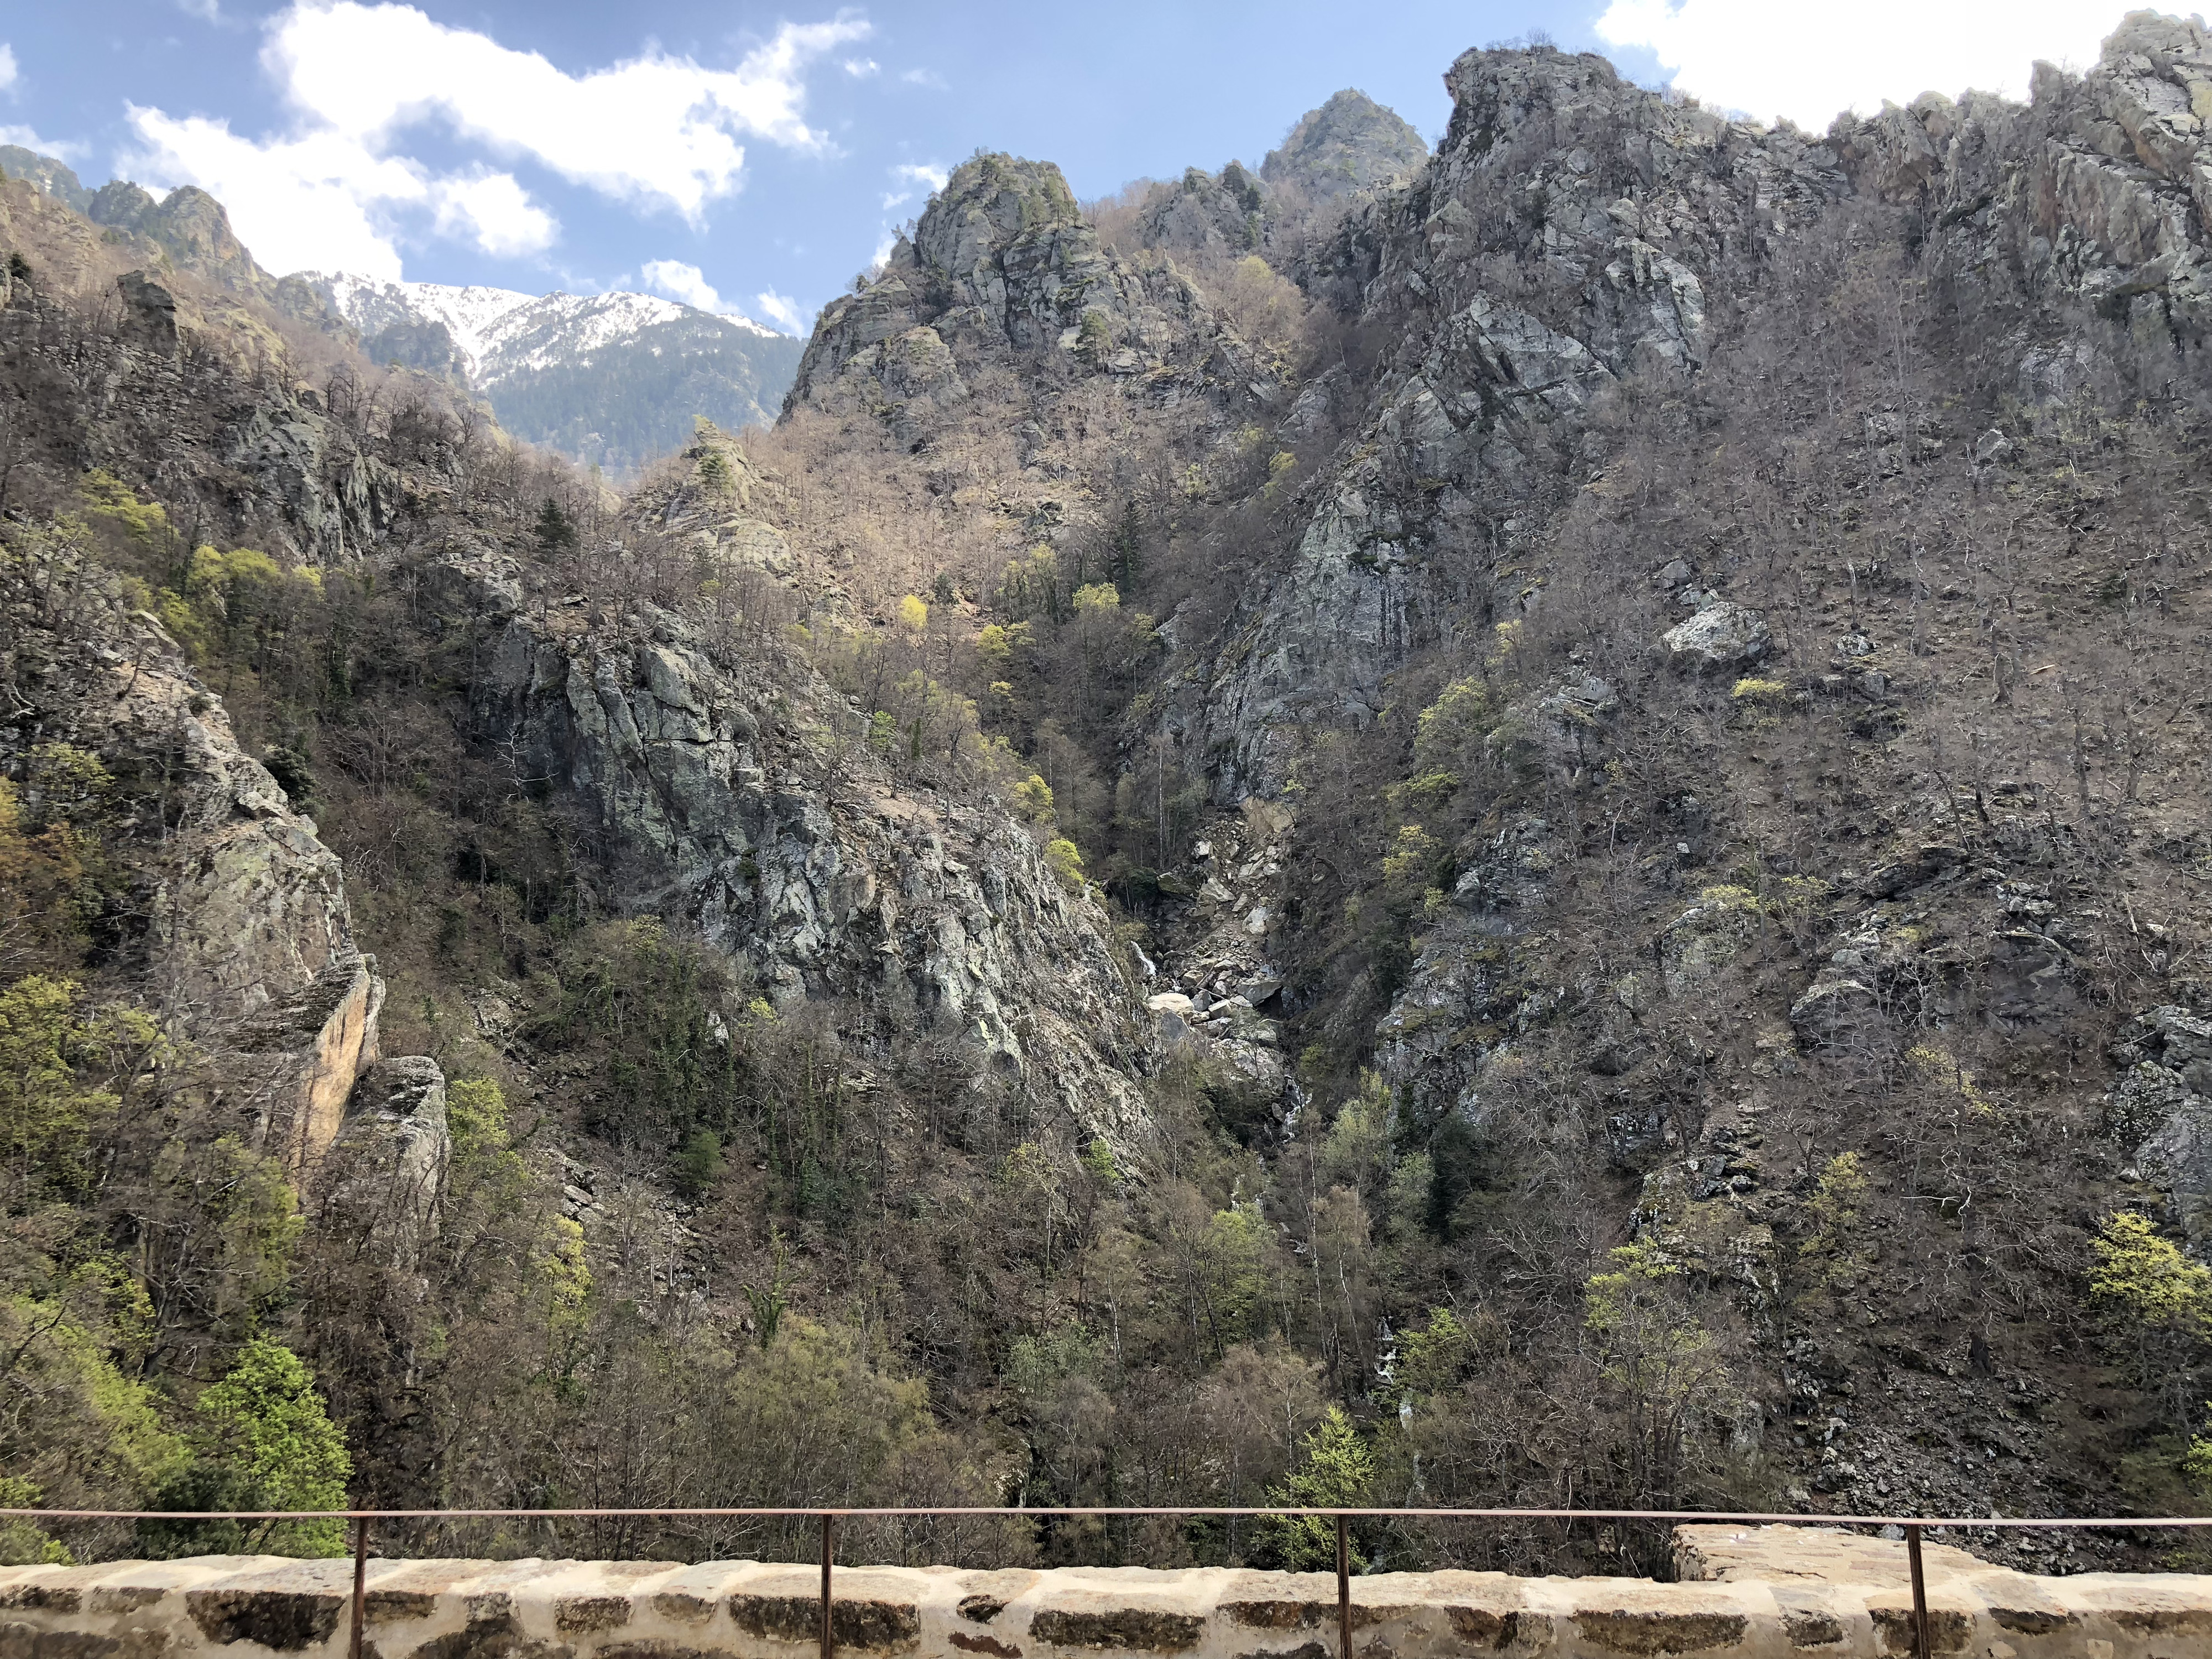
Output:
0,1,2138,336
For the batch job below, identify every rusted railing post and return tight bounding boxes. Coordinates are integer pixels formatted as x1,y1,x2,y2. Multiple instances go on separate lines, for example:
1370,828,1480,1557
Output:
820,1512,835,1659
349,1516,369,1659
1335,1514,1350,1659
1905,1524,1930,1659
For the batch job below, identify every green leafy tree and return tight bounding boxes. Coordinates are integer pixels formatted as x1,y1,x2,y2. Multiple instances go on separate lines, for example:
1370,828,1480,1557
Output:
1076,308,1113,367
146,1338,351,1557
1257,1405,1374,1569
1585,1243,1730,1508
1110,499,1142,588
0,1476,72,1567
2091,1211,2212,1333
2090,1211,2212,1430
0,975,155,1207
672,1127,725,1199
1,1279,185,1534
739,1227,794,1350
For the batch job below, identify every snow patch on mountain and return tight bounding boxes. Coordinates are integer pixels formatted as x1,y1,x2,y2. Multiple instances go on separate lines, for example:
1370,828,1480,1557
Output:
304,275,786,386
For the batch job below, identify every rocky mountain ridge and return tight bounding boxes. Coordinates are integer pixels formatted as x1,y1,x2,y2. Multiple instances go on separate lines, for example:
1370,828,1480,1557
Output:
0,147,805,477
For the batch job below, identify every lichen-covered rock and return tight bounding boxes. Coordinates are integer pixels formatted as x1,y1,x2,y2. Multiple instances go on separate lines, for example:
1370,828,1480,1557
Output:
0,540,426,1190
2109,1003,2212,1243
1662,603,1771,672
1134,164,1272,257
1827,13,2212,356
236,954,384,1175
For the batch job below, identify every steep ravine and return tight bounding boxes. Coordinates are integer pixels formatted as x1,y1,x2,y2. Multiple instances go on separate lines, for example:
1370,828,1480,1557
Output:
4,10,2212,1564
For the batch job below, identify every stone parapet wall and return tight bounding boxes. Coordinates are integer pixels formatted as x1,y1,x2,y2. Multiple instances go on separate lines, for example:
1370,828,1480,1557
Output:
1,1527,2207,1659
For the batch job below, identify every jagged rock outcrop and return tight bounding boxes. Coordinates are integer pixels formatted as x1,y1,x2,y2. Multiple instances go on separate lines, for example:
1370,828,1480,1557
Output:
0,181,405,565
449,549,1156,1147
0,542,387,1175
88,178,308,312
320,1056,451,1268
1832,10,2212,354
218,398,404,563
1134,163,1274,257
1170,46,1845,800
787,153,1261,424
1179,20,2212,810
0,145,92,212
2110,1000,2212,1242
1261,88,1429,203
1662,602,1771,672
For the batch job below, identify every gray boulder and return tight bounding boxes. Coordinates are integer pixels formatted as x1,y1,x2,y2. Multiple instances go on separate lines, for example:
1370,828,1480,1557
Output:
1664,603,1772,671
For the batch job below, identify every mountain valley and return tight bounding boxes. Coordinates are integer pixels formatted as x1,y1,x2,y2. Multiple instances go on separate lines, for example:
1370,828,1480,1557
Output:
2,13,2212,1581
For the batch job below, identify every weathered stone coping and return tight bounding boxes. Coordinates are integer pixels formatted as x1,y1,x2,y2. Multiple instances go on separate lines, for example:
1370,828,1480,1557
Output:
1,1526,2206,1659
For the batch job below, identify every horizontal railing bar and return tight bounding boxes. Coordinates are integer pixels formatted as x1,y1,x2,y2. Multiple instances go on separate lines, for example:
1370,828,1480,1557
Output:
6,1506,2211,1529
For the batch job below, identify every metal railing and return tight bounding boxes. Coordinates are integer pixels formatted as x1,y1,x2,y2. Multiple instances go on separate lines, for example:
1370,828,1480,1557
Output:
8,1504,2212,1659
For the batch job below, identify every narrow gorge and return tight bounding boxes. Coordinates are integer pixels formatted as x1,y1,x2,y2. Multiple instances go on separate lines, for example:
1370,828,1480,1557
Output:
2,7,2211,1593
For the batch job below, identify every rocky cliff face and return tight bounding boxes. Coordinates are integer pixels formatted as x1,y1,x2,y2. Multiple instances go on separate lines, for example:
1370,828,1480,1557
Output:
1169,45,1850,801
1133,164,1274,259
1261,88,1430,204
448,476,1155,1148
1834,11,2212,346
789,153,1271,426
0,145,93,212
86,182,282,306
0,536,384,1175
0,186,405,564
1081,19,2212,1527
1164,17,2212,836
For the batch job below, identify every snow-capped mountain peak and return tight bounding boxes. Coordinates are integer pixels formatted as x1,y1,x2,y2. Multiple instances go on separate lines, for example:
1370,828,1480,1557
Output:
298,272,805,478
304,275,786,384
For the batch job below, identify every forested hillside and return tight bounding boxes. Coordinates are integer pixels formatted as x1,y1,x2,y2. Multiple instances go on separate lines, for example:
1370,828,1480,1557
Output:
4,14,2212,1581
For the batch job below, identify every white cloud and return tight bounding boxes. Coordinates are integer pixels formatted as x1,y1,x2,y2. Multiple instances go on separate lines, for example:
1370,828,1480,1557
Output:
754,289,809,333
0,44,17,93
843,58,879,77
881,161,946,212
431,168,556,257
1594,0,2126,130
127,107,424,276
643,257,727,311
0,126,85,159
124,1,870,279
900,67,947,90
175,0,224,21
